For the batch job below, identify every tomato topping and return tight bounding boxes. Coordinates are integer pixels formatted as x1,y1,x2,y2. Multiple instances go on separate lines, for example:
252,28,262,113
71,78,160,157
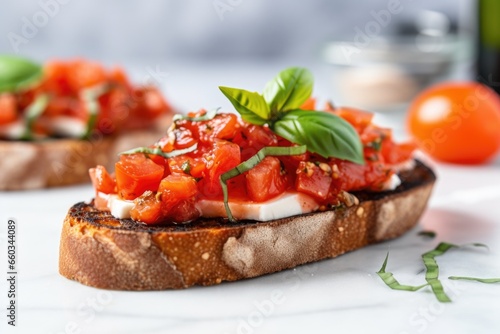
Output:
1,59,172,140
0,94,18,125
159,174,200,223
89,165,116,194
330,160,389,193
115,154,164,200
296,161,332,201
168,155,206,178
246,156,287,202
198,140,241,198
329,106,374,133
89,106,415,225
130,191,162,224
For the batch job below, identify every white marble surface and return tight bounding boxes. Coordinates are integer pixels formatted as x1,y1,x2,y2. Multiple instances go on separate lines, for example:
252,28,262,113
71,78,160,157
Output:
1,155,500,334
1,64,500,334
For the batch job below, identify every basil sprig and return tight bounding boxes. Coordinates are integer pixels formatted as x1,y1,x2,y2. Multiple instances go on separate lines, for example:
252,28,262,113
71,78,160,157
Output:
0,55,43,93
219,67,364,164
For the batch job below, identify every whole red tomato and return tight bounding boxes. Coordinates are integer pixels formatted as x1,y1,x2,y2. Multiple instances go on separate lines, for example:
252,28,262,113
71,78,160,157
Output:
407,82,500,164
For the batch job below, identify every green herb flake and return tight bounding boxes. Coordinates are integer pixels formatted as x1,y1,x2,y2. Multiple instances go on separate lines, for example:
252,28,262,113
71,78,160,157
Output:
181,160,191,174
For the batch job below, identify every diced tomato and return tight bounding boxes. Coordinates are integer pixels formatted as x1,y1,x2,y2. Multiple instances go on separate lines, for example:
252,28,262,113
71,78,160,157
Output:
360,125,392,145
168,155,206,178
235,123,279,160
89,165,116,194
159,174,200,223
329,160,389,193
130,87,170,121
381,141,417,165
173,128,197,149
115,154,164,200
329,106,374,133
180,113,240,144
300,97,316,110
296,161,332,201
109,66,131,89
246,156,287,202
67,59,107,91
0,94,18,125
198,140,241,198
130,191,162,224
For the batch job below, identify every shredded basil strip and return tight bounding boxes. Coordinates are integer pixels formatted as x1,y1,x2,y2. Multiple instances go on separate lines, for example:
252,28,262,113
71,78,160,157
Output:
377,253,429,291
418,231,437,239
448,276,500,283
20,94,49,140
422,242,457,302
120,143,198,158
173,108,219,122
220,145,307,222
81,84,109,139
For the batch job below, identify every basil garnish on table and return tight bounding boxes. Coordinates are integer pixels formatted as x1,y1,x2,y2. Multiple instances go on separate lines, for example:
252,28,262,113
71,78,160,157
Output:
219,67,364,164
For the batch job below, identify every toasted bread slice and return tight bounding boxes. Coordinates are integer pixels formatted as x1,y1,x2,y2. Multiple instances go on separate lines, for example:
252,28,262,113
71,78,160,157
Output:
0,116,172,190
59,160,435,290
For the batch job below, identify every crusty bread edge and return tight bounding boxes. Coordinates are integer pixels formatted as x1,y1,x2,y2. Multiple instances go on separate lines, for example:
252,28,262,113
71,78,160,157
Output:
0,115,172,190
59,165,435,290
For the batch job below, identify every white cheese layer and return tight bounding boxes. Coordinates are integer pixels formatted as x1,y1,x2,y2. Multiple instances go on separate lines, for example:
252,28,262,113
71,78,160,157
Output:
45,117,86,138
197,192,319,221
108,195,134,219
106,192,319,222
0,120,24,139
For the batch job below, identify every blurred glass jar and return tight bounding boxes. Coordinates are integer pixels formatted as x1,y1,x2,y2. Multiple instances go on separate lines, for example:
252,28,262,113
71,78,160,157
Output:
322,11,472,113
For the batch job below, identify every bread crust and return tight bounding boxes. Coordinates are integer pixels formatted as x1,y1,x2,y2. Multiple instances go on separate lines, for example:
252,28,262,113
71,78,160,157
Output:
0,116,171,190
59,160,436,290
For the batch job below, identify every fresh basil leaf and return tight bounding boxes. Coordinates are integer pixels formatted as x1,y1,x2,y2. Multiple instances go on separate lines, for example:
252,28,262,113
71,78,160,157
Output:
219,86,269,125
272,109,364,164
263,67,313,114
0,55,43,93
